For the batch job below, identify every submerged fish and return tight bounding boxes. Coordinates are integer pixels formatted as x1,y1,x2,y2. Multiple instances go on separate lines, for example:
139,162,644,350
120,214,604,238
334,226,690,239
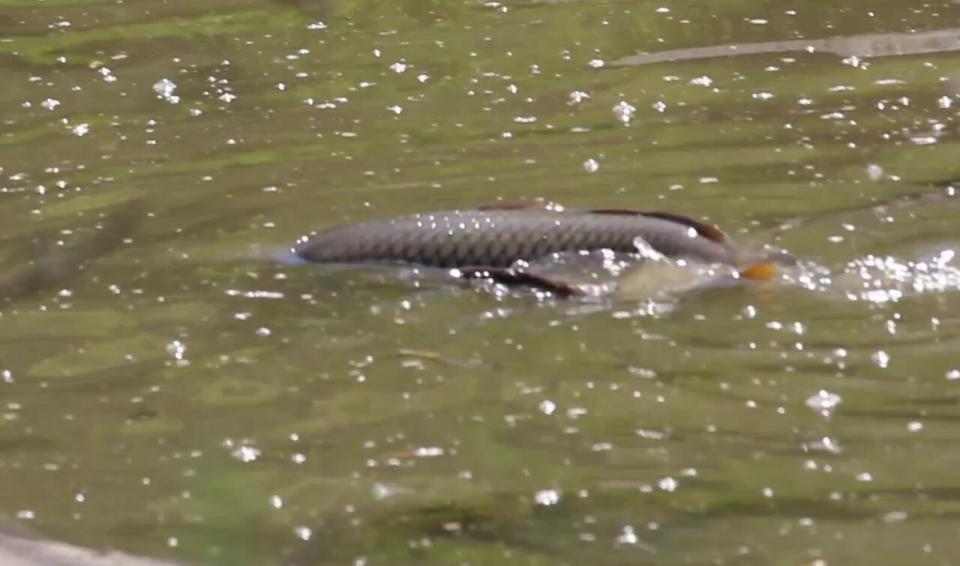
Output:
0,199,143,303
294,207,783,294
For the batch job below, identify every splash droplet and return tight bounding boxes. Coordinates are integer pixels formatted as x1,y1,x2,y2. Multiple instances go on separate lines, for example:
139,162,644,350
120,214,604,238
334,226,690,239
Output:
805,390,842,416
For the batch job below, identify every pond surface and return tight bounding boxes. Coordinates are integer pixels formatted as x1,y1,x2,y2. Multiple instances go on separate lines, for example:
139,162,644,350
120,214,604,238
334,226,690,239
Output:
2,0,960,564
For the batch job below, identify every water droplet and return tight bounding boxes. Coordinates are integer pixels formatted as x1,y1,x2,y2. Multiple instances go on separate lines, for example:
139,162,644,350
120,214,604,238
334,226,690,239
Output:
231,445,261,463
616,525,638,545
166,340,187,362
534,489,560,506
612,100,636,124
805,390,842,416
538,400,556,415
658,477,678,492
568,90,590,104
153,78,180,104
871,350,890,368
414,446,444,457
883,511,907,523
98,66,117,83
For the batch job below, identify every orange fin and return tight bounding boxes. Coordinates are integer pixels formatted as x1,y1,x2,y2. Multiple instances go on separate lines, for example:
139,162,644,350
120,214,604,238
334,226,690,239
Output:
739,260,778,281
588,209,728,244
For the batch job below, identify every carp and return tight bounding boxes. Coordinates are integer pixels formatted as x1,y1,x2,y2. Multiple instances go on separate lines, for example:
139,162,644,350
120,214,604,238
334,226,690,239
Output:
293,206,785,295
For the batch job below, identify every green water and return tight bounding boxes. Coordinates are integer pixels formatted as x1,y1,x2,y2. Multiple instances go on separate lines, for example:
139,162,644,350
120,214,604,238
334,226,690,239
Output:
2,0,960,564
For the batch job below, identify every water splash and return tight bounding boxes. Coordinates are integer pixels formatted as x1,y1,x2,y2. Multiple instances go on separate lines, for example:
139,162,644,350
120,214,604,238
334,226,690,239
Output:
789,247,960,303
152,78,180,104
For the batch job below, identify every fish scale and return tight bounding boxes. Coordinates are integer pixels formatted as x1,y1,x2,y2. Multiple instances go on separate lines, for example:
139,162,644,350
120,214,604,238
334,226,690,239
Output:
294,208,746,269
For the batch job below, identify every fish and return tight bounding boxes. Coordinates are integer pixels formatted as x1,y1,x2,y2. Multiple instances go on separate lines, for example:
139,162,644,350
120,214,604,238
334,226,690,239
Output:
0,199,143,303
0,518,181,566
293,206,785,295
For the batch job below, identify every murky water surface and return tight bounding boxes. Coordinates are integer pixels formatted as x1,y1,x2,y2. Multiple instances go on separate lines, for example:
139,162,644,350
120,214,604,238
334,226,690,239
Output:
2,1,960,564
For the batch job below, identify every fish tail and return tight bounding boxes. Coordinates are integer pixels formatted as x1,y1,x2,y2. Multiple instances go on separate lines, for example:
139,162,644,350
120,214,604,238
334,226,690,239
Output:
739,260,778,281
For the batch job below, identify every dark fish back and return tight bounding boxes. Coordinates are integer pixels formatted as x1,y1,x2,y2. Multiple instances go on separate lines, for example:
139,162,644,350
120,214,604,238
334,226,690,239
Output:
294,209,740,268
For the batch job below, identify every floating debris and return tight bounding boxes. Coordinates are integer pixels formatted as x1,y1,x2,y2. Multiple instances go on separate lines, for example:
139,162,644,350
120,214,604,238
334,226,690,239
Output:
610,27,960,67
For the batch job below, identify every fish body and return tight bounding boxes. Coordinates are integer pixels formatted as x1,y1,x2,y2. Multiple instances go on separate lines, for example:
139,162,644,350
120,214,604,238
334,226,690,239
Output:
0,531,181,566
294,208,749,269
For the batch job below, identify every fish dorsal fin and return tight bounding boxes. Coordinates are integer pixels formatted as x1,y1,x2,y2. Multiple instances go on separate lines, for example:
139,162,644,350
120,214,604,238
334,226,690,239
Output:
640,211,728,243
588,209,728,244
